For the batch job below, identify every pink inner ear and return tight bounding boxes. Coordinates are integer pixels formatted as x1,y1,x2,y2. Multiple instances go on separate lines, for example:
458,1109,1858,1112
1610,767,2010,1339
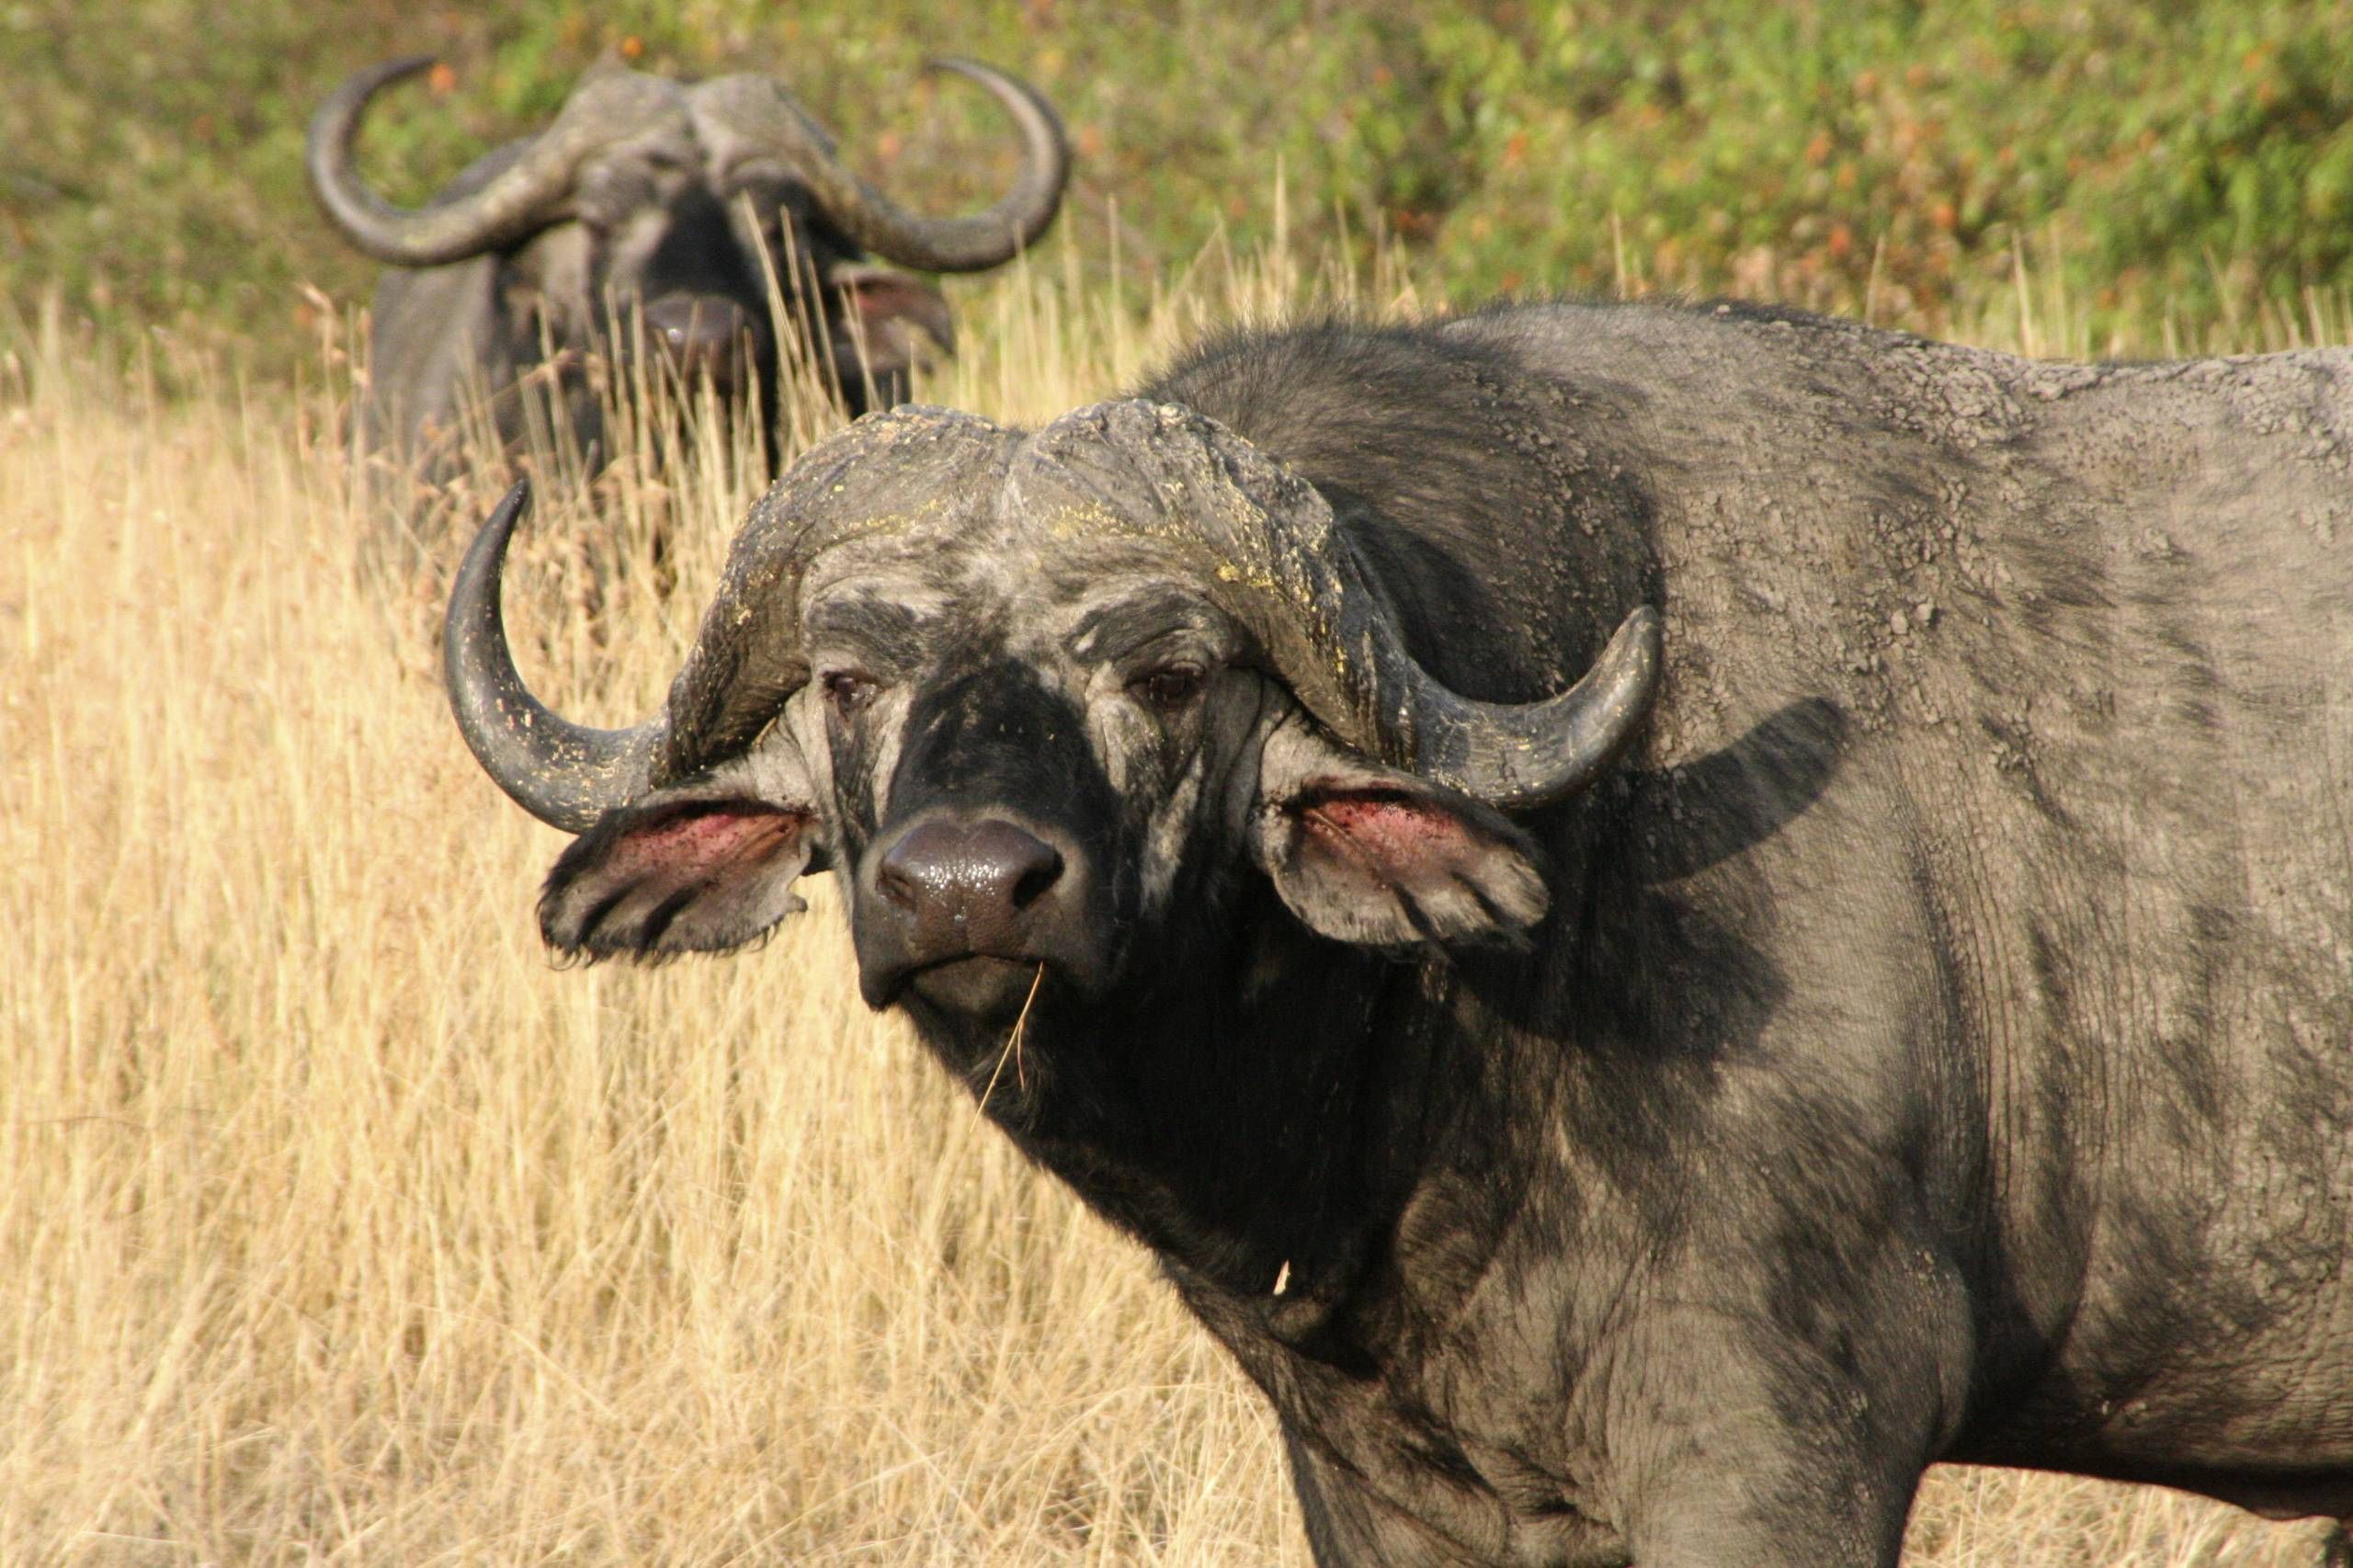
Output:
1301,792,1471,873
605,805,809,882
851,278,920,320
843,275,951,341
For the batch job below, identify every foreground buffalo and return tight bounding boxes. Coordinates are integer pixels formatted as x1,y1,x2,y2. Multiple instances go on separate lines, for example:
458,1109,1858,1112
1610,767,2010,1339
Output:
311,54,1067,476
445,301,2353,1565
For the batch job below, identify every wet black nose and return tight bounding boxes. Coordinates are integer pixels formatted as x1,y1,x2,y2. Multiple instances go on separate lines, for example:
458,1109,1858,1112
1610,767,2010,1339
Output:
642,295,756,384
877,818,1064,948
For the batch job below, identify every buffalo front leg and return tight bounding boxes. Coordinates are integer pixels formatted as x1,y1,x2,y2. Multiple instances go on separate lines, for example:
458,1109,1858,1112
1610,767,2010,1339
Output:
1281,1422,1358,1566
1280,1408,1924,1566
1280,1424,1495,1566
1618,1466,1919,1568
1604,1321,1950,1567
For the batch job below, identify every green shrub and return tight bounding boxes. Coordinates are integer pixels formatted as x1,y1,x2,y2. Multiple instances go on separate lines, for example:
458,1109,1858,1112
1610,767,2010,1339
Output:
5,0,2348,366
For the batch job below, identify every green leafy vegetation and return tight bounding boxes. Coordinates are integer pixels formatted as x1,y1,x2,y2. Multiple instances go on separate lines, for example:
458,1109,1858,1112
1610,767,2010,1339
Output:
5,0,2350,366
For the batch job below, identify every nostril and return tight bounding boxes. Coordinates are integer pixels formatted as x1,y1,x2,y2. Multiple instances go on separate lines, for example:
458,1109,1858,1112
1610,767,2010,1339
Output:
876,845,923,910
1009,846,1063,909
963,821,1060,912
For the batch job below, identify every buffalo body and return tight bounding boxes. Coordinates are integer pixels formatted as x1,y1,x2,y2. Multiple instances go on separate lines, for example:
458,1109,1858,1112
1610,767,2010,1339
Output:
446,300,2353,1565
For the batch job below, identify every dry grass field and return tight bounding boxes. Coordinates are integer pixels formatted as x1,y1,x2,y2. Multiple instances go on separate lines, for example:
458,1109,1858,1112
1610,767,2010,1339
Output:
2,237,2345,1564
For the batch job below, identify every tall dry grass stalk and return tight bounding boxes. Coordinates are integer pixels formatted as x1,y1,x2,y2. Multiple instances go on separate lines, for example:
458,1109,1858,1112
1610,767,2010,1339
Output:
0,233,2337,1564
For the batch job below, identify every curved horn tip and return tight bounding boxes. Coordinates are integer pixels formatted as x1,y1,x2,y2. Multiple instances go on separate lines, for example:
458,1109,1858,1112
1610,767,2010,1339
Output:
1616,603,1665,676
1578,603,1667,744
441,476,667,835
788,53,1065,273
313,55,439,129
442,475,534,739
371,52,440,83
311,57,584,267
331,54,439,96
921,55,1004,82
916,54,1068,147
456,479,534,580
1579,600,1665,749
486,476,532,540
1446,602,1666,812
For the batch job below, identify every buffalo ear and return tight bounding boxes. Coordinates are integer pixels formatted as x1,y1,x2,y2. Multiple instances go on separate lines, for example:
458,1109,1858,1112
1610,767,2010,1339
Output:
1251,722,1549,948
540,797,820,960
827,263,953,394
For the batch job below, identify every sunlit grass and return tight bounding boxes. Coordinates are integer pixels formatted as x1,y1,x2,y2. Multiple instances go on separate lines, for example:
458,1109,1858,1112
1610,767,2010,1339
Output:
0,230,2340,1563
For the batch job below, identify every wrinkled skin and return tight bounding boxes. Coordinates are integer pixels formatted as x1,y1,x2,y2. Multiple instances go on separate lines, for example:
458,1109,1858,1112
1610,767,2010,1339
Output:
453,302,2353,1565
317,59,1063,481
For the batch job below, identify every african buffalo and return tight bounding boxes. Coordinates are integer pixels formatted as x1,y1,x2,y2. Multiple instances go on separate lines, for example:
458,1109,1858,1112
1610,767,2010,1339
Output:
444,301,2353,1565
310,54,1067,478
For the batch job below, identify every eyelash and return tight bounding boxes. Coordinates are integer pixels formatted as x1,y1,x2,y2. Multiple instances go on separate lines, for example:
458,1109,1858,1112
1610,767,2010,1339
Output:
1128,665,1205,712
822,670,879,715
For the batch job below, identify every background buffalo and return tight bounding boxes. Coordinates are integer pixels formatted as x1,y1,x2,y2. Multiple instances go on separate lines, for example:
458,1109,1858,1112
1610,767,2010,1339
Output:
310,54,1067,482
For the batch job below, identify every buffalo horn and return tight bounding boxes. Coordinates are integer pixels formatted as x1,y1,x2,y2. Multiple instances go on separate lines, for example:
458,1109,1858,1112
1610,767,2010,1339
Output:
654,407,1015,782
699,59,1068,274
1231,553,1662,811
1029,403,1663,811
309,56,683,267
444,481,666,831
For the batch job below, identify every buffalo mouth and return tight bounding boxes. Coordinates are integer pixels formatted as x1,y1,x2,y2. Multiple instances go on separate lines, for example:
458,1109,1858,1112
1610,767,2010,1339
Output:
853,812,1109,1019
892,953,1049,1023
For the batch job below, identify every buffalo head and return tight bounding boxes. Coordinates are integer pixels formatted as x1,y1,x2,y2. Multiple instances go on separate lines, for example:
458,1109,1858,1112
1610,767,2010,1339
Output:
312,57,1068,461
444,404,1660,1027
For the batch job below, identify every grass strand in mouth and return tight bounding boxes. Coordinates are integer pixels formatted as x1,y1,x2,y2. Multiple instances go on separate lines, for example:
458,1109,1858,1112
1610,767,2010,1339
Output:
976,962,1048,1119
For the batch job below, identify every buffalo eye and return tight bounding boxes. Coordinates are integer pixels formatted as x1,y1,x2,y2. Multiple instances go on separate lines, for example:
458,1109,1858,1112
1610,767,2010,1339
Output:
1128,664,1206,714
821,669,880,717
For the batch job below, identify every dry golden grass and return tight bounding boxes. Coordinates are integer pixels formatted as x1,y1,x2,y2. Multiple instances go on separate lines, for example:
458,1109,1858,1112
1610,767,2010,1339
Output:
0,239,2342,1565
